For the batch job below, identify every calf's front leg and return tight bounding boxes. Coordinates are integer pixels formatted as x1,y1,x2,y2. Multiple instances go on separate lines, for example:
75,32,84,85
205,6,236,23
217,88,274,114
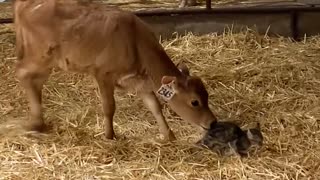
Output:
95,74,116,140
139,91,176,142
16,61,49,132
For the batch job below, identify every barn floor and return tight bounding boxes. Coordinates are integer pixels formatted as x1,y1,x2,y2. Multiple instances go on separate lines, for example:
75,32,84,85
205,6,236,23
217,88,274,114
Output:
1,8,320,180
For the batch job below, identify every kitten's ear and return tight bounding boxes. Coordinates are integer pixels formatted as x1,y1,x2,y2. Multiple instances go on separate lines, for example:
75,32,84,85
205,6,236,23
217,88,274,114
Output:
209,121,217,129
247,129,254,139
195,139,203,146
229,140,238,149
255,122,261,130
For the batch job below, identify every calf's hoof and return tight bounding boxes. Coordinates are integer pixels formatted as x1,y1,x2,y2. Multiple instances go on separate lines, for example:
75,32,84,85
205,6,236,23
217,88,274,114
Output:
104,130,115,140
157,129,176,143
23,120,46,132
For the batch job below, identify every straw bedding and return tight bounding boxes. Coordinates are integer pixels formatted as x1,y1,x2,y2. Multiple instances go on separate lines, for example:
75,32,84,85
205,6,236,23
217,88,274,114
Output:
0,14,320,180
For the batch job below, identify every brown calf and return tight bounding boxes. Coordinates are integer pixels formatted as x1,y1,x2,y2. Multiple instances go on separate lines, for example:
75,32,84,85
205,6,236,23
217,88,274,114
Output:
13,0,217,141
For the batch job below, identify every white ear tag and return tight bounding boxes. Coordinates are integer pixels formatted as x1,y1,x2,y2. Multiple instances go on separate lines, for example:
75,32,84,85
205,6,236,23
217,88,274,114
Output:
157,82,176,101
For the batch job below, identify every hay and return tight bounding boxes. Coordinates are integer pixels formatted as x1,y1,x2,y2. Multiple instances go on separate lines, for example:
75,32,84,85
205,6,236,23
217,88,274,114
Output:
1,23,320,179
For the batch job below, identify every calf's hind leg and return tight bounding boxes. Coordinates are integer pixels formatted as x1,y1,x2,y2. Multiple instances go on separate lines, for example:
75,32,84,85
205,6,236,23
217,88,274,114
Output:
16,61,50,132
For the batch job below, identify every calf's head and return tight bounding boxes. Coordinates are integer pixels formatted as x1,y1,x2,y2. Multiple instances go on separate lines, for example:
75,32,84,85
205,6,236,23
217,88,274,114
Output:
158,63,217,129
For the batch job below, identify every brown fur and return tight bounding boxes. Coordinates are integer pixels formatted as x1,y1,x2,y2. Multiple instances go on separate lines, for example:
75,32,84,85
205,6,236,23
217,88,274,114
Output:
13,0,217,141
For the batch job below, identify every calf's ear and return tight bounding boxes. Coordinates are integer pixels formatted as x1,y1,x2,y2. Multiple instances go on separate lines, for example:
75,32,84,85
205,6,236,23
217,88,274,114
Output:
160,76,182,93
176,62,190,76
161,76,177,85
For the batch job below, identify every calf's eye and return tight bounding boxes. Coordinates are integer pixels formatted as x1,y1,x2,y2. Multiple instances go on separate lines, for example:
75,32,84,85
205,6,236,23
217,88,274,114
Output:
191,100,199,107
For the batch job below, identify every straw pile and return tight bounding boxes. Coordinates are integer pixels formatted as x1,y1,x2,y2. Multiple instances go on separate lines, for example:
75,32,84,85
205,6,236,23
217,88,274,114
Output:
0,21,320,179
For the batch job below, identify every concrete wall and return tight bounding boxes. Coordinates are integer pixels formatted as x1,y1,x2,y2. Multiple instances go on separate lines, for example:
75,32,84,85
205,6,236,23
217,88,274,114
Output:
141,13,293,39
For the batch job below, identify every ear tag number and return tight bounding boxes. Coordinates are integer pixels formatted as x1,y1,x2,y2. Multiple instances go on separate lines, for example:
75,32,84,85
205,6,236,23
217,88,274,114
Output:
157,82,176,101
